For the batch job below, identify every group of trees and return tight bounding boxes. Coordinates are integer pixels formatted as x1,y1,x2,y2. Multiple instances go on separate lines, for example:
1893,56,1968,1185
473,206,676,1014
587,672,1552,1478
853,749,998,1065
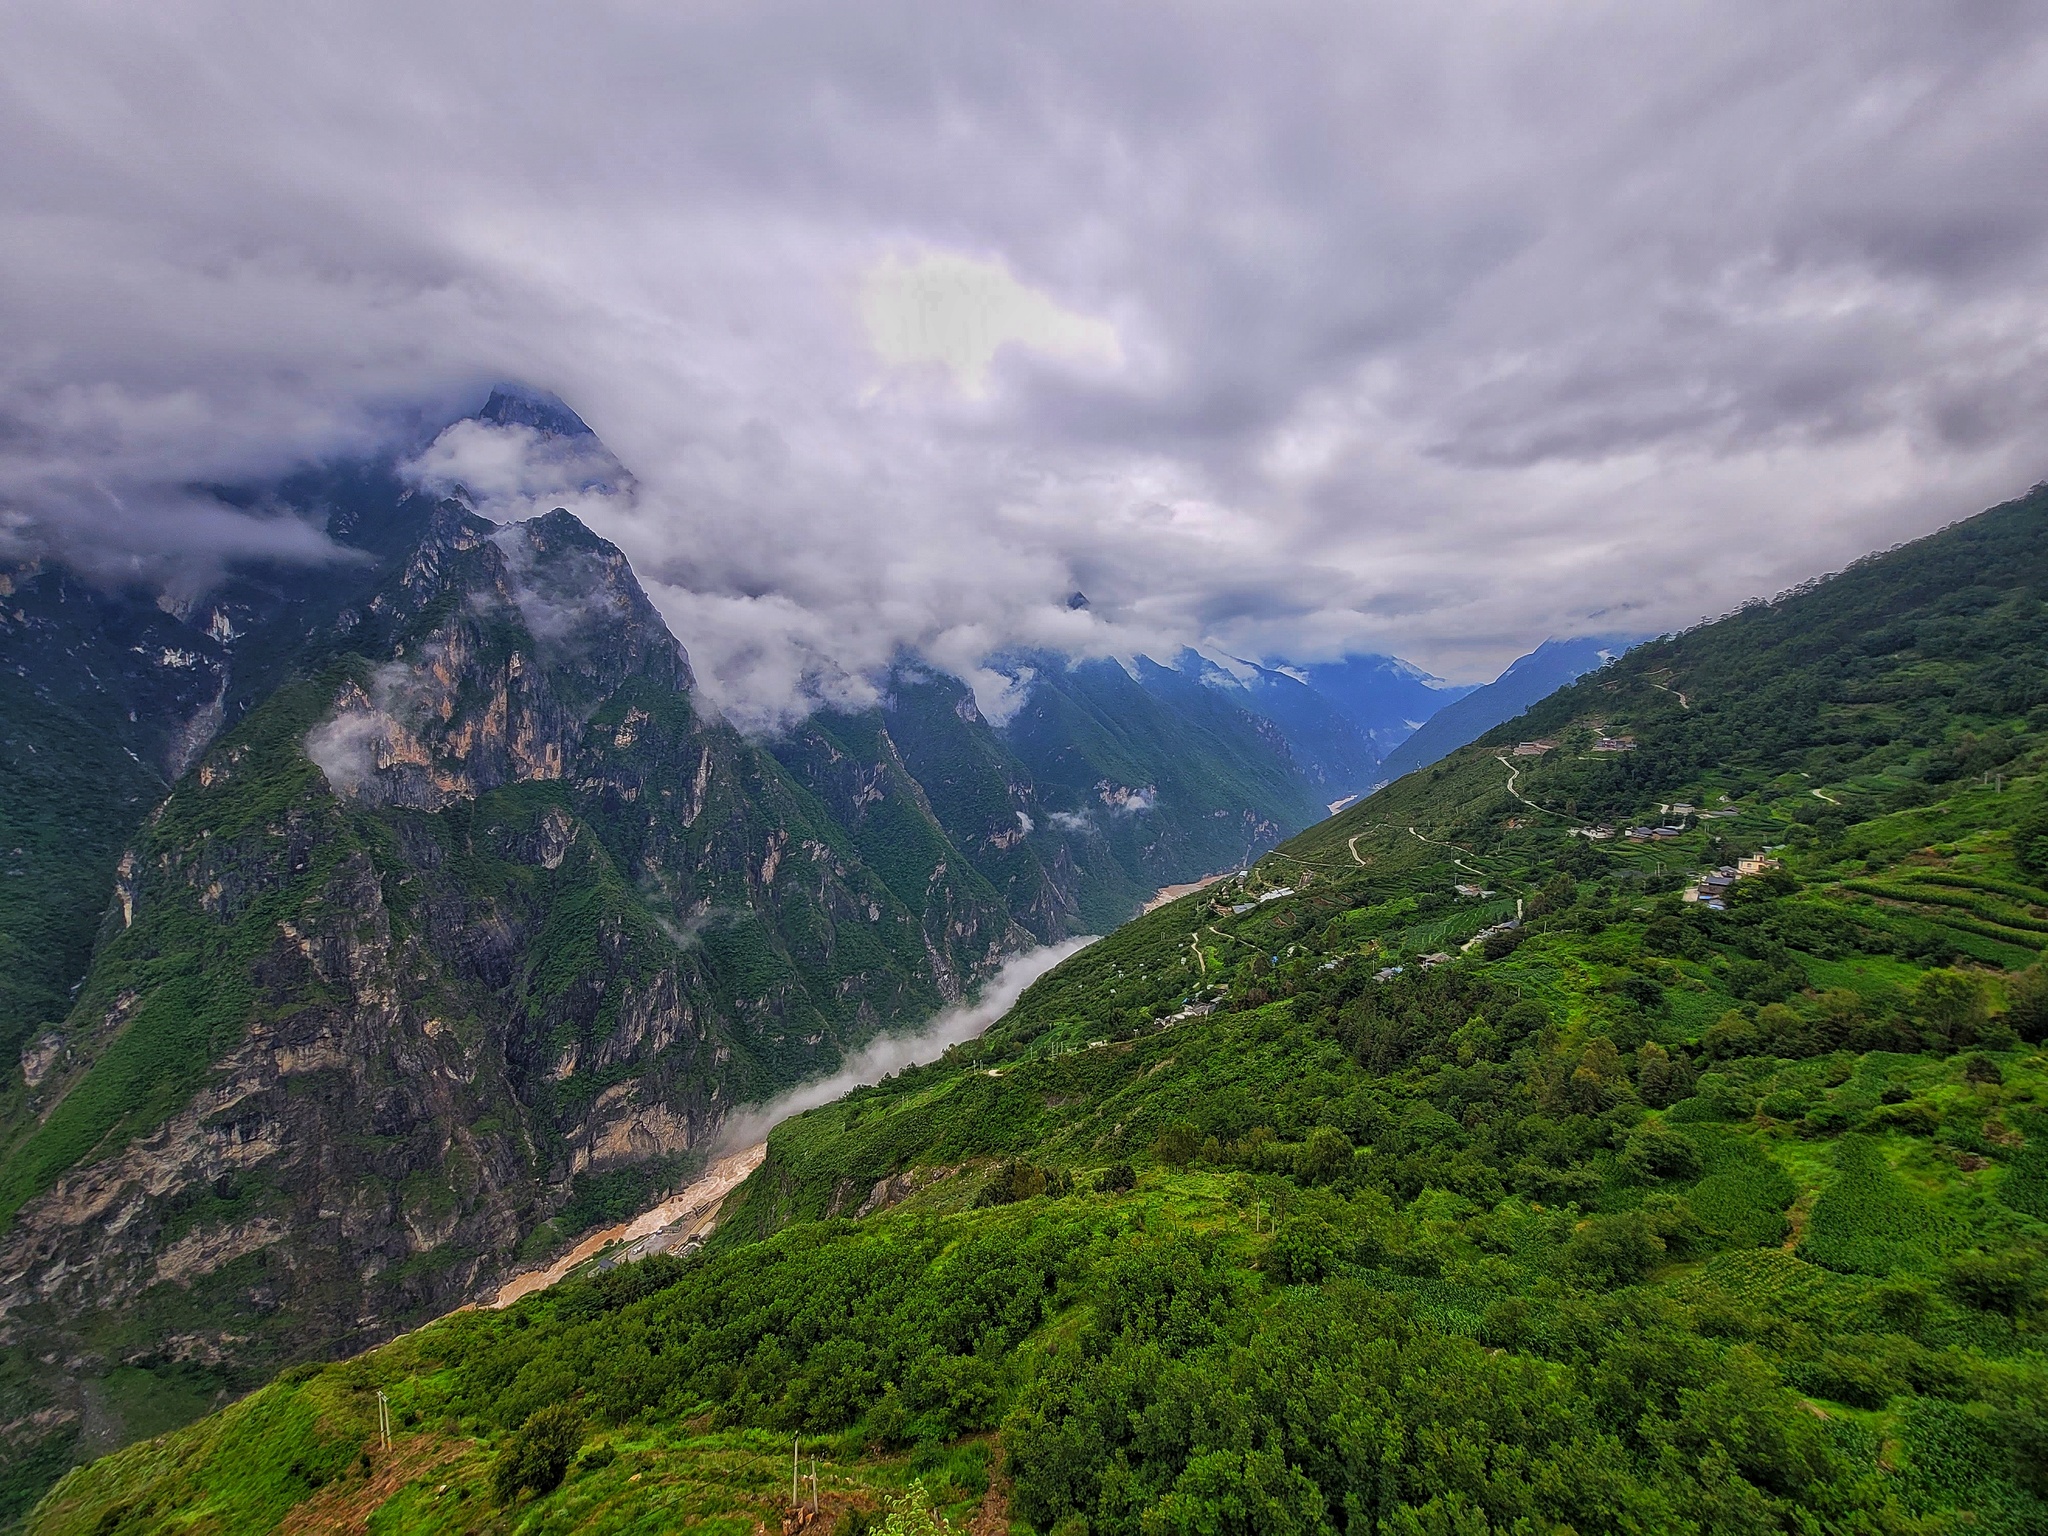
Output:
400,848,2048,1528
33,490,2048,1535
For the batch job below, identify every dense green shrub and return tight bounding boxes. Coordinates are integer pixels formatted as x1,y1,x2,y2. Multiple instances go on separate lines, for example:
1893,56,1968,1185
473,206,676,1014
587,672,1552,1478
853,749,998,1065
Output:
1866,1097,1941,1136
1265,1218,1345,1285
492,1403,581,1503
2013,799,2048,880
1685,1133,1795,1247
1998,1114,2048,1220
2006,964,2048,1043
974,1161,1073,1207
1621,1123,1703,1181
1292,1126,1353,1184
1097,1164,1137,1194
1912,969,1990,1051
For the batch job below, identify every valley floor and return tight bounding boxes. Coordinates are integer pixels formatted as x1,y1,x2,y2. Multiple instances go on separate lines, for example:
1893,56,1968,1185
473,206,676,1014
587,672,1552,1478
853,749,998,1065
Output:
484,1145,768,1310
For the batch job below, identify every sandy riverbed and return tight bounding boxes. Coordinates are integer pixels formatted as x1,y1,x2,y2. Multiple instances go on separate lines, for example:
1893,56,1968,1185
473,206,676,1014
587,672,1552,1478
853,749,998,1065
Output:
484,1142,766,1309
1141,871,1230,913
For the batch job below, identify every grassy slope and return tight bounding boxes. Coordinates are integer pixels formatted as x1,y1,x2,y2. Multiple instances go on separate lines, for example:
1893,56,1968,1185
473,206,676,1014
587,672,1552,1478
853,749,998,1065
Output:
28,492,2048,1535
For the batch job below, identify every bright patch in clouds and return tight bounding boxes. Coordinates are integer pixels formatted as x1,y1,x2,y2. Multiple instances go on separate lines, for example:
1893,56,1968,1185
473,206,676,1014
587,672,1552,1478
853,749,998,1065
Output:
861,252,1121,394
5,1,2048,719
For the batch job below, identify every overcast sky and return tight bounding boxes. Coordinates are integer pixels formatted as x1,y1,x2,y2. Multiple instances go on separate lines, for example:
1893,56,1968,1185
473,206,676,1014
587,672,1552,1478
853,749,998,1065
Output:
5,1,2047,726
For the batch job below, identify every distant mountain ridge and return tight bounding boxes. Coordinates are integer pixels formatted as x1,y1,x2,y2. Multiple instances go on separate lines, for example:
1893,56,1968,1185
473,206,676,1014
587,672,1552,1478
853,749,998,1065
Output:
1030,646,1481,811
78,484,2048,1536
1147,650,1383,802
1296,652,1476,759
0,389,1404,1512
1370,634,1638,786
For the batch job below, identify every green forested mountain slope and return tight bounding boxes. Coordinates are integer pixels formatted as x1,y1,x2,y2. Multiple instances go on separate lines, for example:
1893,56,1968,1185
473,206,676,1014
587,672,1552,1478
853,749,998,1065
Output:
871,671,1090,940
37,490,2048,1534
0,504,1031,1520
829,656,1330,942
0,406,1366,1517
0,571,228,1068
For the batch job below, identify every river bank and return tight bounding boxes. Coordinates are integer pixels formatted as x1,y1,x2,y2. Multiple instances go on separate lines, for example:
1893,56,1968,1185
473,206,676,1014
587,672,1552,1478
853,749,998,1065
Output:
483,1142,767,1308
477,941,1090,1310
1142,870,1230,912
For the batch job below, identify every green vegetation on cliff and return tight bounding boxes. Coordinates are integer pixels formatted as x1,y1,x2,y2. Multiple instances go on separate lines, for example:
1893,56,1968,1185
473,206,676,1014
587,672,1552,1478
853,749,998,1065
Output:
30,492,2048,1533
0,454,1373,1518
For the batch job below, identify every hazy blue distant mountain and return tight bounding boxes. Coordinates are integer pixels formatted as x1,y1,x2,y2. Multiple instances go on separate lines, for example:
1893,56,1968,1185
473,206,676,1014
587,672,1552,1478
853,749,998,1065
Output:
996,653,1332,923
1147,650,1382,802
1371,634,1638,784
1293,653,1476,758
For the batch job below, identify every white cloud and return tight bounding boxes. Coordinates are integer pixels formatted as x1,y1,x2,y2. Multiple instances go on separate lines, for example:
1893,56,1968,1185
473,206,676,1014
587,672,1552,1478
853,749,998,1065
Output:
403,420,626,525
861,251,1122,395
5,0,2048,705
303,700,388,797
713,937,1092,1151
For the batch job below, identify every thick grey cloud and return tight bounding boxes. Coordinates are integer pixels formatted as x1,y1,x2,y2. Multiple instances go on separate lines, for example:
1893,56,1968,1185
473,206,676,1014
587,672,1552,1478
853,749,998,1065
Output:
4,0,2046,720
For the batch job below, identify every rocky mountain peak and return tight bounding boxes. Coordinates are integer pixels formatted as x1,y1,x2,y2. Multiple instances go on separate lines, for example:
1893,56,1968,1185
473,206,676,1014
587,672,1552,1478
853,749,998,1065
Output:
473,383,596,440
309,504,691,809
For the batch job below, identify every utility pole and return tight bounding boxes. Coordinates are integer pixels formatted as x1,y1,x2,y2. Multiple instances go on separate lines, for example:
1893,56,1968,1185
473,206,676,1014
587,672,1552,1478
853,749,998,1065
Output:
376,1391,391,1451
793,1436,800,1509
811,1457,819,1513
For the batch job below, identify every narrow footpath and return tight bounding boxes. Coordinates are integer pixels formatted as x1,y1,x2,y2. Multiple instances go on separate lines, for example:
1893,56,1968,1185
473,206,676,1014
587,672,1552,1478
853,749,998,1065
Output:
1406,825,1491,879
1496,756,1554,818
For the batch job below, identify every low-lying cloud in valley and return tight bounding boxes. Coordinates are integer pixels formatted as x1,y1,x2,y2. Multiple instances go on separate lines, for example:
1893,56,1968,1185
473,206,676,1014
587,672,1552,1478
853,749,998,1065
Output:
7,2,2048,722
713,938,1094,1153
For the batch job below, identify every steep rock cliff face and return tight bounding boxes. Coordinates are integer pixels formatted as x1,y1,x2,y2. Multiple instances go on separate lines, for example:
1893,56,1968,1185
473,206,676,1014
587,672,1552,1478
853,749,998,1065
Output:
0,425,1350,1518
768,708,1033,998
2,842,534,1334
0,565,233,1069
0,504,1024,1507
